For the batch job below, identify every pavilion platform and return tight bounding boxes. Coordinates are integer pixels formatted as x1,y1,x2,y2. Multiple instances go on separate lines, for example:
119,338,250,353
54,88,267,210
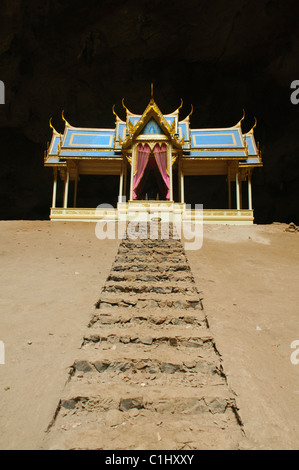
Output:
50,201,254,225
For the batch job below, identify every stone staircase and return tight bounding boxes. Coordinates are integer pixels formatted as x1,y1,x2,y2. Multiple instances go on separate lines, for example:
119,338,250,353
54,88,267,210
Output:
44,222,245,450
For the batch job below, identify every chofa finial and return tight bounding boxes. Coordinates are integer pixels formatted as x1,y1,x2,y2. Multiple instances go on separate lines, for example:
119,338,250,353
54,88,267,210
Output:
62,109,68,125
49,117,55,133
122,98,128,113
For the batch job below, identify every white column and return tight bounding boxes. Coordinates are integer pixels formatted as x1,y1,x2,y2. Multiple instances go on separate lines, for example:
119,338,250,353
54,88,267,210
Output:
178,159,181,202
227,164,231,209
123,158,127,201
73,174,78,208
240,180,243,210
52,168,57,208
129,146,136,201
118,162,124,203
248,170,253,210
236,169,240,210
63,167,70,209
168,145,173,201
180,161,185,204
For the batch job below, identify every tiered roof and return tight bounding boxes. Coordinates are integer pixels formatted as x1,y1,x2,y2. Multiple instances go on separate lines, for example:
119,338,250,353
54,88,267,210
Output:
44,96,262,168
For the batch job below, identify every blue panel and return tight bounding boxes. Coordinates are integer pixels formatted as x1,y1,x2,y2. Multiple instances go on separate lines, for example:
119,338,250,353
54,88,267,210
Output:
63,130,114,148
45,157,65,164
240,157,260,165
60,150,120,158
129,117,140,127
191,130,243,148
186,150,246,157
141,118,164,135
117,124,127,140
164,117,176,128
244,135,257,156
179,123,188,140
49,136,61,155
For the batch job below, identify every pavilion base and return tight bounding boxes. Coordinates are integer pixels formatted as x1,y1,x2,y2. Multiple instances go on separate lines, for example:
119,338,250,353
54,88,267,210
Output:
50,202,254,225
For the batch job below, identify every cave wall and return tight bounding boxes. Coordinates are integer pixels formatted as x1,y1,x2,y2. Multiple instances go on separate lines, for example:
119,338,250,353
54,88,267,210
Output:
0,0,299,222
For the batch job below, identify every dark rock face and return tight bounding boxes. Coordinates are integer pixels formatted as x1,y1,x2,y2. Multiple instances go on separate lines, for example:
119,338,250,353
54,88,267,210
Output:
0,0,298,222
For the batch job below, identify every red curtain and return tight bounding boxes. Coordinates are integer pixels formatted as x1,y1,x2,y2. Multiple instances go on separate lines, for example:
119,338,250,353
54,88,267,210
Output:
133,143,151,200
153,143,170,200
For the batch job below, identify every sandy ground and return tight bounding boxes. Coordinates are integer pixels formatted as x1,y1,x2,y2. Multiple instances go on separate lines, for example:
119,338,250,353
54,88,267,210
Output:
188,223,299,450
0,221,120,450
0,221,298,450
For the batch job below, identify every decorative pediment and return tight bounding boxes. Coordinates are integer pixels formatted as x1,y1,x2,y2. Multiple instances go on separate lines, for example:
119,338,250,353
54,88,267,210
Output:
120,97,183,150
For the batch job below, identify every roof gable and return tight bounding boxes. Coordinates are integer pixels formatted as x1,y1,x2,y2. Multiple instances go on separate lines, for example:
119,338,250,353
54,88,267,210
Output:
120,98,184,149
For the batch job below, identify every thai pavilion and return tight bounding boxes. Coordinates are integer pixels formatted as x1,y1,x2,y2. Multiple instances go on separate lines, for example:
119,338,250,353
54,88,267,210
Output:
44,90,262,224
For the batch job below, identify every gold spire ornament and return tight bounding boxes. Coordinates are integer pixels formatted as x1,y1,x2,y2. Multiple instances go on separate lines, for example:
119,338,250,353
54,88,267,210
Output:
182,104,193,121
49,117,55,133
112,104,123,122
49,117,60,135
151,83,154,101
122,98,129,113
62,109,70,127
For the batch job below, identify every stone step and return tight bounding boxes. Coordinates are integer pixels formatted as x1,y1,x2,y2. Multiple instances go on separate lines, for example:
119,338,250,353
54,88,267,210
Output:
102,281,198,295
95,293,203,311
107,271,195,283
89,310,207,328
46,382,243,450
122,236,181,244
118,240,184,250
118,247,184,255
81,330,215,359
82,326,213,347
119,237,183,246
112,262,191,273
59,382,233,412
71,354,222,377
114,254,187,262
70,365,224,391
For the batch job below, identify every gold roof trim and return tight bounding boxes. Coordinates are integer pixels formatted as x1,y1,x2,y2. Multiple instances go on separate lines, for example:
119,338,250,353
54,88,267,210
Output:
180,104,193,123
122,98,136,117
245,117,257,135
112,104,125,123
49,117,60,136
62,110,73,128
230,109,245,129
168,98,183,116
